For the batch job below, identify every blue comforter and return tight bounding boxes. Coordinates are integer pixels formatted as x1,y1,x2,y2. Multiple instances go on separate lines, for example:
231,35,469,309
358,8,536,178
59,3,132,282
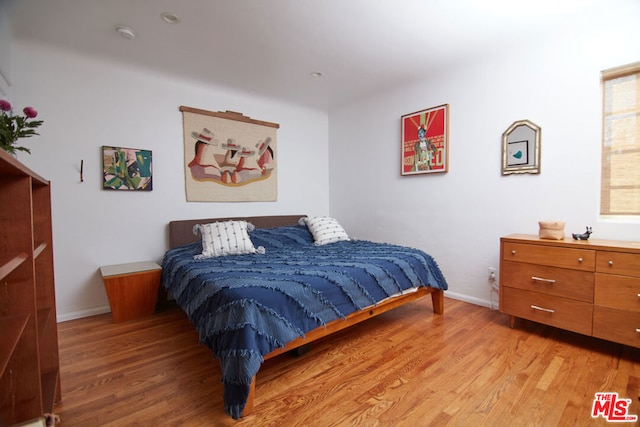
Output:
161,224,448,418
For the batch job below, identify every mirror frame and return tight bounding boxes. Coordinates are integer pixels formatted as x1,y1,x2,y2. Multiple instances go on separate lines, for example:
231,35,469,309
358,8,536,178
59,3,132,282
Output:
501,119,541,175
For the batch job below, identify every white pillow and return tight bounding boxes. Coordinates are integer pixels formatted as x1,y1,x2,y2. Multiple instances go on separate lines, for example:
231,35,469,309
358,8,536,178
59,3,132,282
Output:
303,216,350,246
193,220,258,258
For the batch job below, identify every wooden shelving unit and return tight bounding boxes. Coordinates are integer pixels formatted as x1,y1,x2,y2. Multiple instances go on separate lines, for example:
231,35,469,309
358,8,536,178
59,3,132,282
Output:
0,150,61,425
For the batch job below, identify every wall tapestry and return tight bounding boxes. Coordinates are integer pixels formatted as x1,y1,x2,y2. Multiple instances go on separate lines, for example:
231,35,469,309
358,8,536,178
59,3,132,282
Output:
180,106,279,202
401,104,449,175
102,146,153,191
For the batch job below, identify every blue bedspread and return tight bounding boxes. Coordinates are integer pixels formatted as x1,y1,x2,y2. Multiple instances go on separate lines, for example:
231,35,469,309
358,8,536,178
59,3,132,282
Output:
161,224,448,418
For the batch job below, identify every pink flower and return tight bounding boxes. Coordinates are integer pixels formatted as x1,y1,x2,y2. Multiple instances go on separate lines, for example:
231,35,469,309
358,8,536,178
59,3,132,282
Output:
1,100,43,155
23,106,38,118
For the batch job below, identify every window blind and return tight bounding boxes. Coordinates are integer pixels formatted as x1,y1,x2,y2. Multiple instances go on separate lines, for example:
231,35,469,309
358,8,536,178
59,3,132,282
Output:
601,61,640,216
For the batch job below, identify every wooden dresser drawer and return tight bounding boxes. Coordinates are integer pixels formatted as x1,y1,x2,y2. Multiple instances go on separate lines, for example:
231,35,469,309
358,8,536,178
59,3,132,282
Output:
502,242,595,271
501,261,594,302
596,251,640,277
501,287,593,336
593,306,640,348
594,273,640,312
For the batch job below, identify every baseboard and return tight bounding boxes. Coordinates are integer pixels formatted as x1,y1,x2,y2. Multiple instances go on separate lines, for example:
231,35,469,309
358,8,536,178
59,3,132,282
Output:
57,305,111,322
56,292,494,323
444,291,498,310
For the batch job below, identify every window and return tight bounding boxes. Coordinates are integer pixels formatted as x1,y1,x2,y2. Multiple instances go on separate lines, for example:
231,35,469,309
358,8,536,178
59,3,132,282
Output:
600,61,640,216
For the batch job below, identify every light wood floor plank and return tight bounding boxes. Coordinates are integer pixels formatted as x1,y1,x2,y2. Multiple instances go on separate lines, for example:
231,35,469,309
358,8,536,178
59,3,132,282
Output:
53,297,639,426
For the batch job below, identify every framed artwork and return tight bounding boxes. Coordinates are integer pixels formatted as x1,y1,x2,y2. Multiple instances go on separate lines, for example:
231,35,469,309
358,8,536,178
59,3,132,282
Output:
102,146,153,191
401,104,449,175
180,106,279,202
501,119,541,175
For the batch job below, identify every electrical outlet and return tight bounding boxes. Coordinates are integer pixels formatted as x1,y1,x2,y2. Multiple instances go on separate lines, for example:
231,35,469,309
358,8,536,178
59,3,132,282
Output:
488,267,497,283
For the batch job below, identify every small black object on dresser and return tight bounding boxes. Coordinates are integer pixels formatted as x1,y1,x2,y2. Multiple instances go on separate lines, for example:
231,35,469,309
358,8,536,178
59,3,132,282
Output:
572,226,593,240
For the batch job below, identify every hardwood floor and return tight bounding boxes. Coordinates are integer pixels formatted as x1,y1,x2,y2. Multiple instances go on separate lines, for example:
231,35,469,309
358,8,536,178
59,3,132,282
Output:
54,297,640,426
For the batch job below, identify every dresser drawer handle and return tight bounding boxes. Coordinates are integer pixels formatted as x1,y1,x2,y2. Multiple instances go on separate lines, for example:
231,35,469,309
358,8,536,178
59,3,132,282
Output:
636,329,640,333
531,276,556,284
578,257,583,263
531,305,555,313
511,250,516,255
608,261,614,266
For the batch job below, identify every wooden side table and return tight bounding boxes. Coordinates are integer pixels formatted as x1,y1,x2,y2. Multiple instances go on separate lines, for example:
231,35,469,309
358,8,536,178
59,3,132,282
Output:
99,261,162,323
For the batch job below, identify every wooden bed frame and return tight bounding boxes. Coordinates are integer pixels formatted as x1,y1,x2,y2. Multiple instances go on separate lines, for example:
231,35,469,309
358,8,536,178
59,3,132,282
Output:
168,214,444,417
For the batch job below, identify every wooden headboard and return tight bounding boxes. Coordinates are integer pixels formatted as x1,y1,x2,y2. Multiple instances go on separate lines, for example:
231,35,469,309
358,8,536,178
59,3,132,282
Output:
169,214,304,248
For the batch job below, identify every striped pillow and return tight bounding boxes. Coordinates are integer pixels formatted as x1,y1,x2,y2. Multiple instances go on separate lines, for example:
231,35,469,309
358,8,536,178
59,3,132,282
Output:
194,220,258,258
303,216,350,246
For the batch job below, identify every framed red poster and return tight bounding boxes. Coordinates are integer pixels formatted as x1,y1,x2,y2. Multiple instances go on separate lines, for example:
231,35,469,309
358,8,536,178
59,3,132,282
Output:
401,104,449,175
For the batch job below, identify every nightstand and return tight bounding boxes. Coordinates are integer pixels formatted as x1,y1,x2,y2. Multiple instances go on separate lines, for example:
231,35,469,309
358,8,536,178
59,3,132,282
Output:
99,261,162,323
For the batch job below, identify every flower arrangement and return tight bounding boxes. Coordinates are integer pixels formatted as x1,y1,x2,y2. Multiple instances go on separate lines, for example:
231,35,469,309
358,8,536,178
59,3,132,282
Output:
0,99,44,155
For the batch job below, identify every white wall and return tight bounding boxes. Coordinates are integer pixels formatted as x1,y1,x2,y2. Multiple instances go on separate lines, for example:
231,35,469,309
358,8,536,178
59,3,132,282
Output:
8,2,640,319
0,0,13,96
11,41,330,320
328,3,640,308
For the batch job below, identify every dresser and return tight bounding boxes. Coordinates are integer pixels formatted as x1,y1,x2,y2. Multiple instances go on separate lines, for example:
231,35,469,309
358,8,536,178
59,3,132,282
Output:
499,234,640,348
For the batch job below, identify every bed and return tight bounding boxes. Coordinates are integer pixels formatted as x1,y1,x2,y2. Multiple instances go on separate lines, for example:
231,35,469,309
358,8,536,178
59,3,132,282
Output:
162,215,448,419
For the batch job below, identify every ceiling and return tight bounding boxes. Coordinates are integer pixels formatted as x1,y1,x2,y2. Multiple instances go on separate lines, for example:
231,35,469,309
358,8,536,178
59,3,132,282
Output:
6,0,627,110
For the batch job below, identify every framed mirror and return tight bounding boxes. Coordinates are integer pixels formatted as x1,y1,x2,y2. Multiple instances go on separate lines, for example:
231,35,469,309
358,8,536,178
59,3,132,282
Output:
502,119,541,175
